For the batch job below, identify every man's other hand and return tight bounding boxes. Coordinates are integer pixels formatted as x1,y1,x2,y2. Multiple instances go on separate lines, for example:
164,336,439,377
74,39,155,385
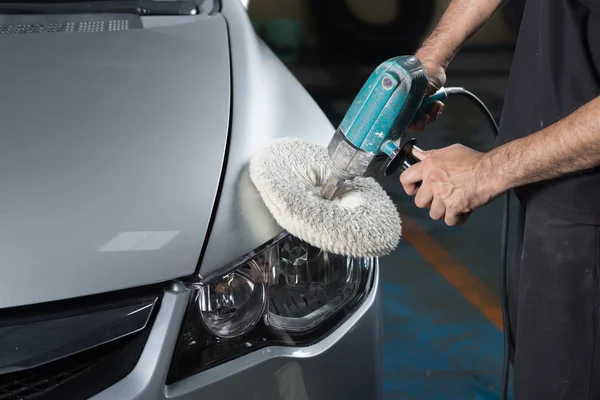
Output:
399,144,504,226
408,56,447,132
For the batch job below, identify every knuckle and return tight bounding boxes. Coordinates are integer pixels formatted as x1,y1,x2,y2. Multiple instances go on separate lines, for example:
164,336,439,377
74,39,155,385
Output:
430,210,442,220
399,176,414,191
424,148,437,157
428,169,443,182
446,204,459,216
414,193,429,209
426,157,439,167
415,198,427,208
445,214,458,226
404,186,416,196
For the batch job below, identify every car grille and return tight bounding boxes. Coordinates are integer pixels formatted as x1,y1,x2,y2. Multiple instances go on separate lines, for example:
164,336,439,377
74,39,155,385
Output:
0,352,109,400
0,286,162,400
0,15,142,35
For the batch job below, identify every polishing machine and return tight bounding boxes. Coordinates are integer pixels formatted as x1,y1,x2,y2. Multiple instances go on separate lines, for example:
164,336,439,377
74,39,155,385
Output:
319,55,513,400
321,55,465,200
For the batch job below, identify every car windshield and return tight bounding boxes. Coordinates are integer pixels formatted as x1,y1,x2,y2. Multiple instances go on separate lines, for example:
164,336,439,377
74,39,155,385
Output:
0,0,203,15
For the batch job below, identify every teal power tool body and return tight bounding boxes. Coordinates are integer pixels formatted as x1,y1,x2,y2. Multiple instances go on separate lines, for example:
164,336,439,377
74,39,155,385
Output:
320,55,454,200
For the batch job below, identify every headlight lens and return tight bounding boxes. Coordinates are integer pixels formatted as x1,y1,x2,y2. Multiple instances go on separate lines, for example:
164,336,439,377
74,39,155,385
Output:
264,236,362,333
199,260,267,339
166,232,375,385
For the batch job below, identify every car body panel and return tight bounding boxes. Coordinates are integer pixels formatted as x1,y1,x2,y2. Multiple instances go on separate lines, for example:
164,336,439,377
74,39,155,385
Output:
1,1,384,398
91,262,382,400
197,0,335,280
0,14,230,308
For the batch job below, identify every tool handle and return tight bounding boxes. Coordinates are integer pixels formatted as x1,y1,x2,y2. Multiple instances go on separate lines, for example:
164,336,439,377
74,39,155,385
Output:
414,88,448,121
338,55,429,153
384,137,424,177
385,138,423,187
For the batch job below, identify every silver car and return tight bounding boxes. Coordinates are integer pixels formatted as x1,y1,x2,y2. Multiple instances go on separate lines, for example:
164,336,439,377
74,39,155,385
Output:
0,0,383,399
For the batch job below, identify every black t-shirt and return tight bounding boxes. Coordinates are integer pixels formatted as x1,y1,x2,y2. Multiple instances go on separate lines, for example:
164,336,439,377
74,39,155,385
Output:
496,0,600,224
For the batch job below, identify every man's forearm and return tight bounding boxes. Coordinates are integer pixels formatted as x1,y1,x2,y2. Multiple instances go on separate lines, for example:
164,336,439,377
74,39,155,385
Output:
416,0,507,66
483,95,600,191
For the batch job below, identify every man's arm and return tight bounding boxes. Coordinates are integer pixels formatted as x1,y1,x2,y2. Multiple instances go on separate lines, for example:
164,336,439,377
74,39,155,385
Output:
483,95,600,191
399,95,600,226
410,0,508,130
415,0,508,68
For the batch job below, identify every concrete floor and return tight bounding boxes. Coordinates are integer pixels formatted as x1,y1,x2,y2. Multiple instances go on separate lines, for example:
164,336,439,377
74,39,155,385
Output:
290,49,518,400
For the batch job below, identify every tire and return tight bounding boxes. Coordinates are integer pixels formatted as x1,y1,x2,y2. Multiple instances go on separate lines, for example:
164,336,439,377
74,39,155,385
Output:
308,0,437,62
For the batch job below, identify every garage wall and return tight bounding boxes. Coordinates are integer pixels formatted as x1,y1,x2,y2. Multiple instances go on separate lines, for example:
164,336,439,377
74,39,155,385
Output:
247,0,515,47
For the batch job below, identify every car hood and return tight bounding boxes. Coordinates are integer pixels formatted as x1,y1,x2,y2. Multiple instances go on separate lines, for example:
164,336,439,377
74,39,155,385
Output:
0,16,231,308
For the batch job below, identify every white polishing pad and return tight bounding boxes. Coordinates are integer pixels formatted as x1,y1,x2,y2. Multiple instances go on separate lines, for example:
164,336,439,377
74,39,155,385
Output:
249,137,402,258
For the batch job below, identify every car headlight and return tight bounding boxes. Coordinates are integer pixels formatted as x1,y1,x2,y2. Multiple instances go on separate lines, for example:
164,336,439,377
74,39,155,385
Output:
166,232,376,384
198,259,267,339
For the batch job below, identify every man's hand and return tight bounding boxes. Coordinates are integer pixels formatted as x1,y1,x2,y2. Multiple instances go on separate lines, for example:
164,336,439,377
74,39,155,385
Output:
399,143,505,226
408,56,447,132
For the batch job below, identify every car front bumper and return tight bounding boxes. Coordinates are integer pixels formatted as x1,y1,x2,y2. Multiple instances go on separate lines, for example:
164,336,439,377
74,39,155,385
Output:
91,262,383,400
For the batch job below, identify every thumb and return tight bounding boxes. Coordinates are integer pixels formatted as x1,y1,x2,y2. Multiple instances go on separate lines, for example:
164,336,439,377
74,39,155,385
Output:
411,146,433,161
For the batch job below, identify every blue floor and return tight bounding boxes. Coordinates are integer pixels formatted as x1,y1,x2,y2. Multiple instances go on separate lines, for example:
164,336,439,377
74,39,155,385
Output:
379,184,517,400
376,89,518,399
291,51,517,399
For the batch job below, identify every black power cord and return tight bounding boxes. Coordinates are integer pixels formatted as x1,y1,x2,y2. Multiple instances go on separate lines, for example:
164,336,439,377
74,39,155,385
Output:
457,89,510,399
444,88,511,400
391,86,510,398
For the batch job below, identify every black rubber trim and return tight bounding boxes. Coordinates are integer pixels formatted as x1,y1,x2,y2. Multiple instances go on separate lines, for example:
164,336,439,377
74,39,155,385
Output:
37,324,152,400
193,9,233,278
0,297,156,375
0,293,160,400
0,282,164,318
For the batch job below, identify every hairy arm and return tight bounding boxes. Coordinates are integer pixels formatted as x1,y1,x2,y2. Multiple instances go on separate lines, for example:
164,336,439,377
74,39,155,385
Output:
410,0,507,130
416,0,508,67
483,96,600,191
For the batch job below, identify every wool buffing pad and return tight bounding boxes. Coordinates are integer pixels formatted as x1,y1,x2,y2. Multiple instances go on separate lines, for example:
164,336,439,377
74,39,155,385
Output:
249,137,402,257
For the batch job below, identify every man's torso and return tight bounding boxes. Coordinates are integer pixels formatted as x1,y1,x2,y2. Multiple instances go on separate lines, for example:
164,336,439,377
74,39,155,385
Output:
496,0,600,223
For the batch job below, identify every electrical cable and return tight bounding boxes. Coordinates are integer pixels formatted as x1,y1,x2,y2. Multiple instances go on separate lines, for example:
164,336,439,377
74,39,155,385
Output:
444,88,511,400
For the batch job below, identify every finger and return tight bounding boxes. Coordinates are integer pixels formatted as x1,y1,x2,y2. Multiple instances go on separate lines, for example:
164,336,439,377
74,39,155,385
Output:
427,102,445,123
429,197,446,220
408,100,443,131
399,162,424,194
425,82,440,96
414,182,433,209
421,101,442,120
411,146,433,161
445,210,466,227
408,114,429,132
400,172,419,195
